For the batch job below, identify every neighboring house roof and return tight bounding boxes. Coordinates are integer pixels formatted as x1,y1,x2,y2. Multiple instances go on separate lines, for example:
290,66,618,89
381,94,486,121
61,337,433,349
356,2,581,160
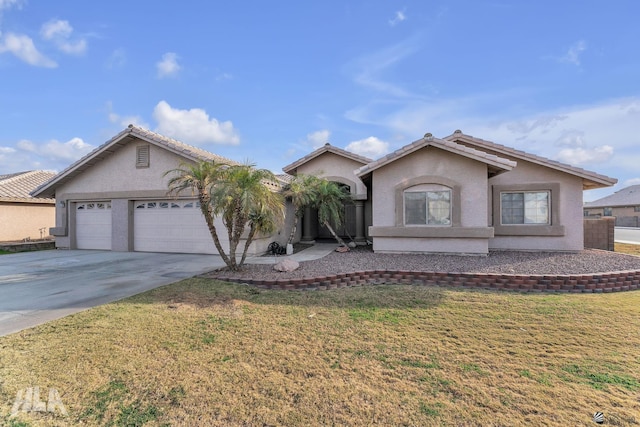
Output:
282,143,372,175
356,134,517,178
584,185,640,208
32,125,240,199
0,170,56,204
445,130,617,190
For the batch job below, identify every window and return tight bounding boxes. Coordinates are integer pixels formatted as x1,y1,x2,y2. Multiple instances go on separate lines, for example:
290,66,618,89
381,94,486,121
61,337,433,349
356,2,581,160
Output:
501,191,549,225
404,190,451,225
136,145,150,168
635,206,640,213
603,207,613,216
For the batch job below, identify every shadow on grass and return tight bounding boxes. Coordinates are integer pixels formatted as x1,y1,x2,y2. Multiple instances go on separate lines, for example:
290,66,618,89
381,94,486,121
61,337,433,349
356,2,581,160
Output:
127,277,447,311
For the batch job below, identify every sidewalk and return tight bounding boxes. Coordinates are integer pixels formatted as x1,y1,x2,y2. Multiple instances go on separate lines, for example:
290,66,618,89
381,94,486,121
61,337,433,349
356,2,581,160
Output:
246,243,336,264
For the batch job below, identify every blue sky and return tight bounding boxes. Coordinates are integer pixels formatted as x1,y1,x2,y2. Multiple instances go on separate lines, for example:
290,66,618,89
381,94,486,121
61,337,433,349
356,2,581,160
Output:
1,1,639,201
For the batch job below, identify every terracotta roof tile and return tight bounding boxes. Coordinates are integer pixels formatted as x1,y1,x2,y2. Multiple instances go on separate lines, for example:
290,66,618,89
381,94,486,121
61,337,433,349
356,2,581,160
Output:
0,170,56,203
356,136,516,177
32,125,240,198
282,143,372,174
445,131,617,189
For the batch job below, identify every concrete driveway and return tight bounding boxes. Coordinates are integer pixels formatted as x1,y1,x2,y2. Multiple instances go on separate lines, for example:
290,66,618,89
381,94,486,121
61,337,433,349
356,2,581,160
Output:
0,250,225,337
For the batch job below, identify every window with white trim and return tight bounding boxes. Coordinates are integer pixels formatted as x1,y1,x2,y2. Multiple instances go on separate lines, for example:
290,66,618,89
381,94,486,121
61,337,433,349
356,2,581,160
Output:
501,191,550,225
404,187,451,226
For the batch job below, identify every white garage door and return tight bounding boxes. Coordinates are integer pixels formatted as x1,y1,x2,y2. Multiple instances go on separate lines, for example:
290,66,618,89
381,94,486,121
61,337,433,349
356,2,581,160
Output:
133,200,228,254
76,202,112,250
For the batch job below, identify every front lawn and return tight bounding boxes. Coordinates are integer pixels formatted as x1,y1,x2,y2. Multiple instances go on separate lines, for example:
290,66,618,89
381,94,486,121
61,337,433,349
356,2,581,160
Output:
1,279,639,426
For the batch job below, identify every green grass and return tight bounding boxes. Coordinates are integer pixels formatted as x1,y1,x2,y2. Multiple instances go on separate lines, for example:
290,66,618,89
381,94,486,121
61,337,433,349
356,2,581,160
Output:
1,279,640,426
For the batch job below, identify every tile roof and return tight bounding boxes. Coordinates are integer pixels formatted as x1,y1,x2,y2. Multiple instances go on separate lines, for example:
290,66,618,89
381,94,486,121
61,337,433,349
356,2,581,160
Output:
445,130,617,190
356,134,516,178
584,185,640,208
32,125,240,198
0,170,56,203
282,143,372,175
127,125,239,165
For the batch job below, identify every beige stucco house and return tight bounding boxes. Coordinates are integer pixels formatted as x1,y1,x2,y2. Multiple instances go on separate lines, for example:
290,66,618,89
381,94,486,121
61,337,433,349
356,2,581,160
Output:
584,184,640,227
32,125,278,255
284,130,617,254
33,125,617,255
0,170,56,242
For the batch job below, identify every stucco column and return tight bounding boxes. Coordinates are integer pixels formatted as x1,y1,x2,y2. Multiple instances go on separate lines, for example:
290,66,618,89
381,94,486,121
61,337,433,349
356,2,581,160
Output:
354,200,366,245
300,206,315,244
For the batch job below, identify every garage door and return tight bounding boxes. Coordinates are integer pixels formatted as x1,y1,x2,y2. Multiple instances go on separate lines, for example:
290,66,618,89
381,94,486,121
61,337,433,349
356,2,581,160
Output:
133,200,228,254
76,202,112,250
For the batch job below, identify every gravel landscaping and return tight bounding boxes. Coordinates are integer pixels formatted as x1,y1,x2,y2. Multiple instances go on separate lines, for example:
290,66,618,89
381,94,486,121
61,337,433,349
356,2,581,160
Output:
204,246,640,281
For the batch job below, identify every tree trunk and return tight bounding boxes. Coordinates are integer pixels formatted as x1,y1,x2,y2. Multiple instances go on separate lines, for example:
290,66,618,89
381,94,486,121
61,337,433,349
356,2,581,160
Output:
322,220,348,247
199,194,232,268
287,212,300,245
239,224,257,267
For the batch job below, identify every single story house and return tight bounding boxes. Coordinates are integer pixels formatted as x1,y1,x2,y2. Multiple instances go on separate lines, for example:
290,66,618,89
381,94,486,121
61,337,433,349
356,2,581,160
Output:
584,185,640,227
33,126,617,255
283,130,617,254
0,170,56,241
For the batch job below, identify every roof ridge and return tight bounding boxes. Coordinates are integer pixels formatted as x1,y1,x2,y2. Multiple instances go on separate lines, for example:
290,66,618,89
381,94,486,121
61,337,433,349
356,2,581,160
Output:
127,124,240,165
282,142,372,174
356,135,516,177
445,131,617,188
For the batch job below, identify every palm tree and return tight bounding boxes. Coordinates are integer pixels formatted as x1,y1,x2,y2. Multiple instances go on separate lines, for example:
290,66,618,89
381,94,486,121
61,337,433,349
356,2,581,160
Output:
165,161,284,271
312,178,350,247
211,163,284,270
164,161,232,266
282,174,319,245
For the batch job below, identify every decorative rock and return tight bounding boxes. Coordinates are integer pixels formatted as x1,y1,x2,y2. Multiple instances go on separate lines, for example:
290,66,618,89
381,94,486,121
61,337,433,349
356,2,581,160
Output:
335,246,350,253
347,241,357,249
273,258,300,272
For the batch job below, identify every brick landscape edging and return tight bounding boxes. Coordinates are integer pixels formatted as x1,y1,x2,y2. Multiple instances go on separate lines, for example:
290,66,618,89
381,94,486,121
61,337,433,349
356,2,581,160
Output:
210,269,640,293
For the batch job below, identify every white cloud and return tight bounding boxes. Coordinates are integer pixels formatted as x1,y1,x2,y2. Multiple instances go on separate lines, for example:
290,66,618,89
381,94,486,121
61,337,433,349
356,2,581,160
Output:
156,52,181,78
0,0,23,12
0,136,94,172
555,145,614,166
153,100,240,145
107,48,126,69
40,19,87,55
106,101,149,129
624,178,640,186
389,9,407,26
216,72,233,81
345,136,389,159
18,137,93,161
40,19,73,40
346,91,640,184
305,130,330,148
0,32,57,67
560,40,587,66
348,35,422,98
